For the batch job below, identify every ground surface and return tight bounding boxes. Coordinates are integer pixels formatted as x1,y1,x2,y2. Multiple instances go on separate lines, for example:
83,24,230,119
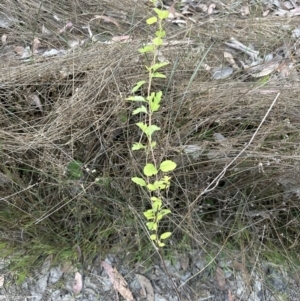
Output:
0,0,300,300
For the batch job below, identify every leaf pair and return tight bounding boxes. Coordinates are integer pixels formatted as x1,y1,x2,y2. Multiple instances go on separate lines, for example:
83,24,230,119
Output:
143,160,177,176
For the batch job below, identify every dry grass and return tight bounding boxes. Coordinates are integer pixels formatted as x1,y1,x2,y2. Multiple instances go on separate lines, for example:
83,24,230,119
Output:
1,0,300,283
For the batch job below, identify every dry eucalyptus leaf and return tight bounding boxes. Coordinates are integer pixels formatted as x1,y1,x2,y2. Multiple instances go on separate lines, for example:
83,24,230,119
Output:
61,262,73,274
112,35,131,42
29,93,43,112
207,4,216,15
198,4,208,12
32,37,41,54
246,61,279,78
1,34,7,45
14,46,25,56
241,6,250,16
168,5,184,19
0,13,16,28
0,172,9,187
180,255,189,271
228,289,235,301
288,7,300,16
212,66,233,79
42,24,52,35
282,1,294,9
91,15,120,29
58,22,73,34
136,274,154,301
231,260,245,272
183,144,204,159
224,52,239,69
101,261,134,301
73,272,83,294
215,266,226,290
0,275,4,288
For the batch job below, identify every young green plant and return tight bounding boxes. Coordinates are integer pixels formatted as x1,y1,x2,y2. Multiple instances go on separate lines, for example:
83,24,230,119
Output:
126,5,176,248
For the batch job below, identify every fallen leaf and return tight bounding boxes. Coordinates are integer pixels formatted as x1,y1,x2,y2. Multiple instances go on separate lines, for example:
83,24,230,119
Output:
32,37,41,54
0,275,4,288
215,266,226,290
231,261,244,272
291,271,300,286
168,5,184,19
58,22,73,34
1,34,7,45
207,4,216,15
101,261,134,301
29,93,43,112
277,60,293,77
224,52,239,70
42,24,52,35
228,289,235,301
246,59,280,78
91,15,121,29
241,6,250,16
112,35,131,42
73,272,83,294
61,262,73,274
288,6,300,16
136,274,154,301
14,46,25,56
198,4,208,12
180,254,189,271
212,66,233,79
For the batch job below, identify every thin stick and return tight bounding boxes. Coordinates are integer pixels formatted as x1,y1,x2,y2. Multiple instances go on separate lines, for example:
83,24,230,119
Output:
178,92,280,287
192,92,280,206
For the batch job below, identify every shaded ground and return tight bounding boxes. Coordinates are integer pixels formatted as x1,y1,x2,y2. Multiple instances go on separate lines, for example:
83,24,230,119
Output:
0,0,300,300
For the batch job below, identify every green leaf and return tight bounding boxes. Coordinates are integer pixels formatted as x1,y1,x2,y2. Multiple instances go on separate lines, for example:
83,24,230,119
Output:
155,175,171,189
145,125,160,136
158,241,165,247
152,198,162,211
147,183,157,191
144,163,158,176
139,44,155,53
131,80,146,93
126,96,147,102
131,177,146,186
147,92,155,102
144,209,154,219
151,72,166,78
155,30,166,38
146,16,157,24
146,222,157,230
153,37,163,46
151,141,157,148
132,143,146,150
160,160,177,172
157,209,171,220
67,160,83,180
149,91,162,112
150,234,157,240
154,180,167,189
133,105,148,115
136,122,148,134
160,232,172,240
150,196,161,202
151,62,169,72
153,8,169,19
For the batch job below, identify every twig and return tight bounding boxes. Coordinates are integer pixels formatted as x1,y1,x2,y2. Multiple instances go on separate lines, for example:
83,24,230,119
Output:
225,37,259,61
194,92,280,203
178,92,280,287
